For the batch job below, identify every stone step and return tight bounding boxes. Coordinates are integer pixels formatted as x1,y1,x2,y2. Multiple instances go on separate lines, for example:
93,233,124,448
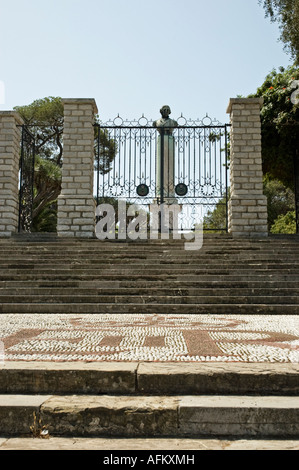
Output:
0,270,299,280
2,243,299,252
0,393,298,438
2,266,299,274
2,437,299,451
0,363,298,396
1,364,298,439
0,237,298,318
0,362,298,439
1,287,299,296
1,294,299,305
1,302,298,314
12,246,293,253
1,248,299,255
2,259,299,266
1,246,299,252
1,280,298,288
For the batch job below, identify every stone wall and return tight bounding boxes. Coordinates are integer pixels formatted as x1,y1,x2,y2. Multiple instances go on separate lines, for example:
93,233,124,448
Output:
227,98,268,237
0,112,23,237
57,99,98,238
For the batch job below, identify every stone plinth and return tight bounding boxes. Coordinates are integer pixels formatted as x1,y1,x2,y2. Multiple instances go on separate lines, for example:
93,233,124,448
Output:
0,112,23,237
227,98,268,237
156,135,176,202
57,99,98,238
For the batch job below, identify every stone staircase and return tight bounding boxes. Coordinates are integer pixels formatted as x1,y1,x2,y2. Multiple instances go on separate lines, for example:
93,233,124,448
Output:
0,362,299,438
0,233,298,315
0,233,299,441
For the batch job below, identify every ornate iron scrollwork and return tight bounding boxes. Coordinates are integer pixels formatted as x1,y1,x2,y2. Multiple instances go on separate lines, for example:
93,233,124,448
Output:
95,112,230,231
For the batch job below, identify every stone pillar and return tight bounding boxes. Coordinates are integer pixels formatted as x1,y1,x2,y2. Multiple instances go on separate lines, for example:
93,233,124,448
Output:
227,98,268,238
0,111,23,237
156,134,176,202
57,98,98,238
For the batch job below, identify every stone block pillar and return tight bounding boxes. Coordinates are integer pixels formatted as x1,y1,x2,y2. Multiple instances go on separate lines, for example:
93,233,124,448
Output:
57,99,98,238
0,111,23,237
227,98,268,237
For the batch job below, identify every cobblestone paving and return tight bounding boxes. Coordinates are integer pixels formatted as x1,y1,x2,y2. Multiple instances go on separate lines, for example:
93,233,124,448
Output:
1,314,299,363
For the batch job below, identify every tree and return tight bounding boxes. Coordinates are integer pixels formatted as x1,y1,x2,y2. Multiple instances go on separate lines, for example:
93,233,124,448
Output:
15,97,117,171
15,97,64,166
203,194,228,232
249,65,299,191
270,210,296,233
203,179,296,233
32,156,62,222
259,0,299,64
15,97,117,231
32,201,58,233
263,177,295,230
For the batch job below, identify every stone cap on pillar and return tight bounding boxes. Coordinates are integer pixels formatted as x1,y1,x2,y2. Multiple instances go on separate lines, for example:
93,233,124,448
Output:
62,98,98,114
0,111,24,126
226,97,264,114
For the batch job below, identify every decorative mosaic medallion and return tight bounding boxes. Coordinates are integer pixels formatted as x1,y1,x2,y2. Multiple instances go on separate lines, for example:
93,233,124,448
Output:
0,314,298,363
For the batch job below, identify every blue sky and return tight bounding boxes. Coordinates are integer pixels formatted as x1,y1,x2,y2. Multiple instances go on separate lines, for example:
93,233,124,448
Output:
0,0,293,125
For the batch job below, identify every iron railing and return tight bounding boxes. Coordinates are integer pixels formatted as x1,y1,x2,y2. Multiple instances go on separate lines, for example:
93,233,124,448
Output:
95,114,230,231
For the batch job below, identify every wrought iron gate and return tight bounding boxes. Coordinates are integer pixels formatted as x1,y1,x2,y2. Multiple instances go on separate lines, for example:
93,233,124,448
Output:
18,125,35,232
95,114,230,231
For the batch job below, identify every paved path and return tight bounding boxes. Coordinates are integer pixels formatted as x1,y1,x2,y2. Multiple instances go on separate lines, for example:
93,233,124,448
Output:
1,313,299,363
0,436,299,450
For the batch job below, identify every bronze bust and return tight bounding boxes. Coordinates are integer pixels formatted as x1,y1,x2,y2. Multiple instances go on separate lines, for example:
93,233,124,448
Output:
153,105,178,135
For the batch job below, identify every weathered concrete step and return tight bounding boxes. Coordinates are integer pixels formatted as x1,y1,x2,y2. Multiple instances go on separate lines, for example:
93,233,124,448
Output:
2,261,299,269
1,247,298,255
0,363,298,396
0,394,298,437
1,243,298,251
1,287,299,296
2,266,299,275
1,255,299,266
1,274,299,282
2,236,296,244
9,245,289,253
2,436,299,450
8,248,299,255
4,234,299,244
1,295,298,305
2,248,297,256
1,243,299,252
1,280,298,289
2,266,299,274
1,302,299,314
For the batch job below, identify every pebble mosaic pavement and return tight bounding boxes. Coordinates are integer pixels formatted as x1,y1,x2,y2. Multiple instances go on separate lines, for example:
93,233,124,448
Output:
1,314,299,363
